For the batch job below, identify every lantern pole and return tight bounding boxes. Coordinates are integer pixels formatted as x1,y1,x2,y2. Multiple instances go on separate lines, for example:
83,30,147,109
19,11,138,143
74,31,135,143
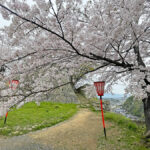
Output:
4,80,10,125
4,80,19,125
100,95,107,139
4,112,8,124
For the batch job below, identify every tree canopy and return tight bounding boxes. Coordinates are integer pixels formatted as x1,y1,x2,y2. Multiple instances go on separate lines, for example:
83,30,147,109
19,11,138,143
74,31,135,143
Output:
0,0,150,111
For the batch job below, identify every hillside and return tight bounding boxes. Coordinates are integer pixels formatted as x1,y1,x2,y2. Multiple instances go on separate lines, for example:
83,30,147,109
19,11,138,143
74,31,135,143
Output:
122,96,144,119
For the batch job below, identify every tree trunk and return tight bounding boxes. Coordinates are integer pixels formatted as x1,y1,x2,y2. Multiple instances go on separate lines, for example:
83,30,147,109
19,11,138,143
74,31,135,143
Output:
143,94,150,137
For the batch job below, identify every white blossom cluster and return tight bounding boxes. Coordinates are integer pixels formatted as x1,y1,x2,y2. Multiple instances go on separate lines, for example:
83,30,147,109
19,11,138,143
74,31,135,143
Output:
0,0,149,113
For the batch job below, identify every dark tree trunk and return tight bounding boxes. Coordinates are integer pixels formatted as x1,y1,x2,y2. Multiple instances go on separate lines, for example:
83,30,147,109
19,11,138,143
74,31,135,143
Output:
143,94,150,137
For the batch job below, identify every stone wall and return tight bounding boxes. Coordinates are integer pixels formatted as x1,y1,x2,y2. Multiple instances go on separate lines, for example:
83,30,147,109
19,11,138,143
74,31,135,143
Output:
91,101,110,111
40,83,80,104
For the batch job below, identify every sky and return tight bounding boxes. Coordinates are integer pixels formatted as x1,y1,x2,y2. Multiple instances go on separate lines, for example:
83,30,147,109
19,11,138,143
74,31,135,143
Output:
0,14,10,27
76,74,126,95
111,82,126,94
0,1,126,95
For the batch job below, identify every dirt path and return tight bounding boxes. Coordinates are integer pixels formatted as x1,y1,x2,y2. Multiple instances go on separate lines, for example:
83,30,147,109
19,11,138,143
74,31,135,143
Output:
0,109,113,150
30,109,108,150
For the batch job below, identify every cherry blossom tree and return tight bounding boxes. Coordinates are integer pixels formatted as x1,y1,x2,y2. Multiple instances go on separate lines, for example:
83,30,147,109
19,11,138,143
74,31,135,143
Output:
0,0,150,135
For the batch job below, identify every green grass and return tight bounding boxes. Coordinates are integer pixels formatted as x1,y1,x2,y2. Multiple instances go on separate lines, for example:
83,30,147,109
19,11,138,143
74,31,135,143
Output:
98,112,149,150
0,102,78,136
89,104,149,149
105,112,138,131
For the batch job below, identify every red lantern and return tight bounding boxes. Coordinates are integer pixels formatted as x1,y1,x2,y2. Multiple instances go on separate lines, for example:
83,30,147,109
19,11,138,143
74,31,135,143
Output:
94,81,105,96
94,81,107,139
9,80,19,89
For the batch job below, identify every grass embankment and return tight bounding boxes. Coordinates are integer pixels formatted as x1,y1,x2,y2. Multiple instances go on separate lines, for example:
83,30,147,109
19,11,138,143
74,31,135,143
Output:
89,104,149,150
0,102,78,136
99,112,149,150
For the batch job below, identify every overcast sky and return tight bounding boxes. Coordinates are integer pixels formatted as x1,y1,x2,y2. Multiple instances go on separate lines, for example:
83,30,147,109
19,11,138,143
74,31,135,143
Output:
112,82,126,94
0,14,10,27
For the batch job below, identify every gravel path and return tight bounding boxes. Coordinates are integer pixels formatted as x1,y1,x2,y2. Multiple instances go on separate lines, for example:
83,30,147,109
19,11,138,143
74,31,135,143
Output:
0,134,54,150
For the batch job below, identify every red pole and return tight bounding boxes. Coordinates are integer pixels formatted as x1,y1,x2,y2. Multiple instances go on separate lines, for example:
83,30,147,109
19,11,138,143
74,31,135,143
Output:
4,112,8,124
100,96,107,139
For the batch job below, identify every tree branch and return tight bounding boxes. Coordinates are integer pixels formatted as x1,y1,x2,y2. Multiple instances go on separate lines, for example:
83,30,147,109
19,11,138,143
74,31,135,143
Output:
1,81,71,109
74,63,111,84
49,0,64,37
4,51,37,65
0,4,135,71
90,52,133,68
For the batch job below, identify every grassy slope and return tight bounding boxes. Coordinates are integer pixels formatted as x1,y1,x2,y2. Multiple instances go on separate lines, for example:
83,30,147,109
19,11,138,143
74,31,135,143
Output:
89,104,149,150
98,112,149,150
122,96,144,118
0,102,78,136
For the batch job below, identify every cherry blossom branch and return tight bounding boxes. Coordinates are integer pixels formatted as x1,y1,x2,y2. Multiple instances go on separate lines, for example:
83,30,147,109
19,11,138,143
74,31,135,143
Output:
0,4,83,58
25,26,39,35
1,47,76,71
1,81,71,108
73,63,111,84
14,21,27,34
5,51,37,65
43,48,75,54
0,5,101,64
0,4,133,69
0,4,146,72
11,53,78,75
144,26,150,32
89,53,133,68
110,42,125,64
49,0,64,37
0,51,37,72
141,40,150,44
